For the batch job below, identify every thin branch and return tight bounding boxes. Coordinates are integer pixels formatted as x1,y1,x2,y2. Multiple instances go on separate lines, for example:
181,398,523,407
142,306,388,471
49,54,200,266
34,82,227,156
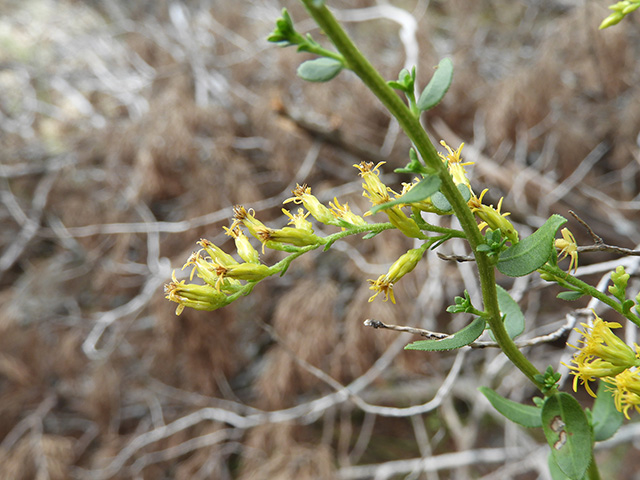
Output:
364,316,576,349
436,252,475,263
0,168,59,278
364,319,448,339
337,446,527,480
569,210,640,256
0,394,57,452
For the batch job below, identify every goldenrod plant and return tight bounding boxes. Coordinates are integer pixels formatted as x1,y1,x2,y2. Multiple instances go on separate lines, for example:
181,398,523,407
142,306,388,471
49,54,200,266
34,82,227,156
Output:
165,2,640,478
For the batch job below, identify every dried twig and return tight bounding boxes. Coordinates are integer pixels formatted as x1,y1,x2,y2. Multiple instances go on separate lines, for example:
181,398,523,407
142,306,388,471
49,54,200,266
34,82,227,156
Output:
364,319,449,340
337,446,528,479
364,316,576,349
571,210,640,257
436,252,475,263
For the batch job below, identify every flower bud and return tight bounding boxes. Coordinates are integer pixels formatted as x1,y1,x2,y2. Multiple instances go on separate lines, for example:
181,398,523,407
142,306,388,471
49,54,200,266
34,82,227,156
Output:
164,272,231,315
224,226,260,264
257,226,322,247
198,239,238,267
385,206,423,239
329,197,368,227
231,205,269,241
284,184,335,225
368,245,427,303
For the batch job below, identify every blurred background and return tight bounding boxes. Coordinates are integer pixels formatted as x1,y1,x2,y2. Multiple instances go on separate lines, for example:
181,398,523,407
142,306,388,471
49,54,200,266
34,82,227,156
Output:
0,0,639,478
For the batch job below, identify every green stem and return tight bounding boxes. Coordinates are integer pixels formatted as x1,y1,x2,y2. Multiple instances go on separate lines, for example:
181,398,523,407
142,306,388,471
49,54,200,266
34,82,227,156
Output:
299,0,543,389
587,451,601,480
272,222,396,272
540,264,640,327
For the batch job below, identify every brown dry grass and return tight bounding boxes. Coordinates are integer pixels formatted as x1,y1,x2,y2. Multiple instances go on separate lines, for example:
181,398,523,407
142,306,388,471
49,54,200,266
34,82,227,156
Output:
0,0,639,479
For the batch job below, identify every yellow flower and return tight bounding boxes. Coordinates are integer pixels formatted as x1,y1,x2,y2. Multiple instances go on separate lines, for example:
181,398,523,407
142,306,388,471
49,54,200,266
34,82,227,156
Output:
604,368,640,419
468,189,519,244
329,197,368,227
283,184,335,225
282,208,314,231
164,271,231,315
197,238,238,267
368,277,396,304
398,179,438,213
354,161,423,238
566,311,638,396
231,205,269,241
368,246,427,303
224,226,260,264
438,140,474,192
183,251,219,285
568,358,627,397
555,228,578,274
354,161,394,206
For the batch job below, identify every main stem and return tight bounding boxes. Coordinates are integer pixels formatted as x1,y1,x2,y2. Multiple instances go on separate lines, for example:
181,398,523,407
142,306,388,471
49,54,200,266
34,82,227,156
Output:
300,0,543,388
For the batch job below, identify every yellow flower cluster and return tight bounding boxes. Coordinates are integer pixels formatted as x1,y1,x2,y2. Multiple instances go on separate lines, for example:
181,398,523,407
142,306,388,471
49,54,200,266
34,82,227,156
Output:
165,141,528,313
566,311,640,418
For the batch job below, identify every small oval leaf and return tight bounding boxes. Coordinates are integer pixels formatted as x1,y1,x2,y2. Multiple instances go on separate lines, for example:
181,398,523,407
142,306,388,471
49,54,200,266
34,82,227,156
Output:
405,316,485,351
371,175,440,213
431,184,471,213
417,58,454,111
557,291,585,301
489,285,525,340
497,214,567,277
297,58,343,82
479,387,542,428
592,380,624,441
541,392,592,480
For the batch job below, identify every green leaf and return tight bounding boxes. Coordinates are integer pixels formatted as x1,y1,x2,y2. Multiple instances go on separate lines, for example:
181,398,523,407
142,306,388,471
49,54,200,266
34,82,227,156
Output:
417,58,454,111
592,380,624,441
431,184,472,212
394,163,432,176
370,175,441,213
497,214,567,277
297,58,343,82
394,148,434,176
479,387,542,428
542,392,592,480
493,285,525,340
557,291,585,301
388,67,416,94
548,454,576,480
446,290,474,314
405,316,485,351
